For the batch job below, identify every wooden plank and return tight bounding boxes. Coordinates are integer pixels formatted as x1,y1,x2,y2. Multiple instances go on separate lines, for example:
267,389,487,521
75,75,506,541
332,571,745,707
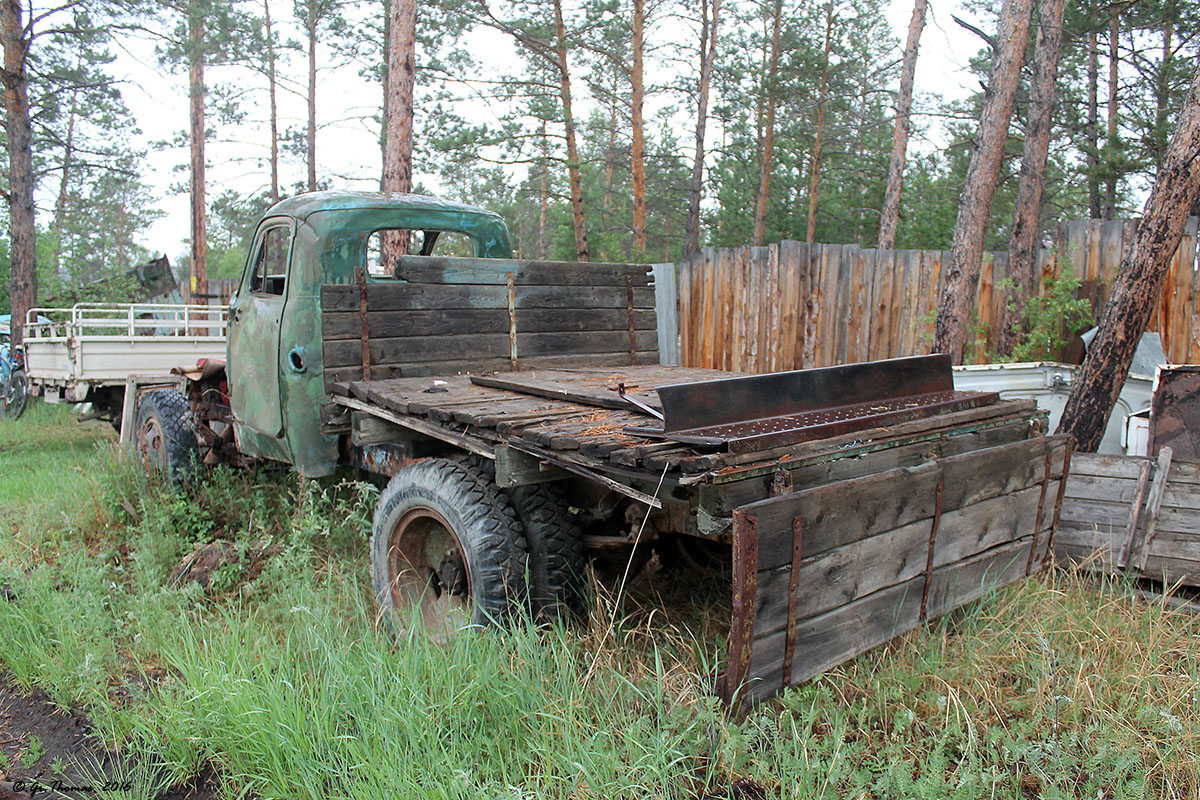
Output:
801,243,818,369
888,247,909,359
743,535,1049,701
777,241,801,371
749,436,1067,570
1131,446,1173,570
391,256,651,286
819,245,841,367
753,482,1055,634
323,307,656,341
834,246,853,366
699,248,716,369
1066,453,1152,480
324,330,659,369
678,254,693,366
321,283,655,312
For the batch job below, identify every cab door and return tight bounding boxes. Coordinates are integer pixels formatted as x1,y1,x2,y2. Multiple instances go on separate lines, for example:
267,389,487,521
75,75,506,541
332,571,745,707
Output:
228,218,293,439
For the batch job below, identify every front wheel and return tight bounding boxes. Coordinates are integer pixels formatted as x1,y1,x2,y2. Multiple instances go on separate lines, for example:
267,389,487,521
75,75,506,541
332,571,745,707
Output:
1,369,29,420
370,458,528,639
136,389,199,486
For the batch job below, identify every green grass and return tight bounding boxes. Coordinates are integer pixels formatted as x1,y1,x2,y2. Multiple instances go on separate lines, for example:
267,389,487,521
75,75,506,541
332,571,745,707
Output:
0,410,1198,798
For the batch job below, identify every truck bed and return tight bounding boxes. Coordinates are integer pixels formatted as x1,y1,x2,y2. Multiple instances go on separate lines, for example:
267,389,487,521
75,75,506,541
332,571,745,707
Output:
331,364,1043,514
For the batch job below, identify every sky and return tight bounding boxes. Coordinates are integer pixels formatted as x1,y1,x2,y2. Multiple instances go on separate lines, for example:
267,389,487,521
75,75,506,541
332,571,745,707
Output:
107,0,990,266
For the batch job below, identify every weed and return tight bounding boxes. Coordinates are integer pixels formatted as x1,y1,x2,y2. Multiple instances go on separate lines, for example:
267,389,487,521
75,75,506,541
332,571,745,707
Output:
20,735,44,769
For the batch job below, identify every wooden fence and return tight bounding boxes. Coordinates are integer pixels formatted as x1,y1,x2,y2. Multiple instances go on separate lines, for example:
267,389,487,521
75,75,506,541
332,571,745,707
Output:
677,217,1200,372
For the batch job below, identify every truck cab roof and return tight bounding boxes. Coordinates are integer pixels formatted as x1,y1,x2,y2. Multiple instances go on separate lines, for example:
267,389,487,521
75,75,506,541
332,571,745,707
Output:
265,191,506,224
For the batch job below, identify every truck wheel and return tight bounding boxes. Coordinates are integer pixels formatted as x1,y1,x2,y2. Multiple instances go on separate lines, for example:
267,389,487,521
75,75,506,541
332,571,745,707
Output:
1,369,28,420
508,482,587,620
371,458,528,639
460,456,587,620
136,389,198,486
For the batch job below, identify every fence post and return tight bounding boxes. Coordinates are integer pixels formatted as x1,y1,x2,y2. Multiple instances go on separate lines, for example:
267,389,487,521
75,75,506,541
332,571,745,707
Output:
652,262,679,366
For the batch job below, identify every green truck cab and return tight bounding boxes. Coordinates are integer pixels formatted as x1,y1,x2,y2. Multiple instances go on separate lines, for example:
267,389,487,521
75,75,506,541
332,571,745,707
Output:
225,191,513,476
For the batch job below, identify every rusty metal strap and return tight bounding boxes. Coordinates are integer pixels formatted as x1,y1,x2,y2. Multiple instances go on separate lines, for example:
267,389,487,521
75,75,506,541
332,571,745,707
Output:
781,516,803,688
1041,442,1073,571
725,511,759,708
918,475,945,623
1026,448,1054,576
355,267,371,381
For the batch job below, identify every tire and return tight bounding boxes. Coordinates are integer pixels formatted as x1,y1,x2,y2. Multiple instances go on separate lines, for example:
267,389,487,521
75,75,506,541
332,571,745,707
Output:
508,482,587,619
370,458,528,639
136,389,199,487
463,456,587,620
1,369,28,420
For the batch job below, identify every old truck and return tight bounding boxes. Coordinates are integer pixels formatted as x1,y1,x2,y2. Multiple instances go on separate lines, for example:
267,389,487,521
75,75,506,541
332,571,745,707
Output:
138,191,1072,706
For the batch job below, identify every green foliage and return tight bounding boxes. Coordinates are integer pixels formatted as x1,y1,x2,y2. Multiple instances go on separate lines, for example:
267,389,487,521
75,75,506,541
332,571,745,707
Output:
0,413,1198,798
1002,273,1096,362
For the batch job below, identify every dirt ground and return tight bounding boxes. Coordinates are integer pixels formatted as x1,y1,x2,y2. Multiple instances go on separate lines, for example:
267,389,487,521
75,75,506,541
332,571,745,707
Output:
0,675,218,800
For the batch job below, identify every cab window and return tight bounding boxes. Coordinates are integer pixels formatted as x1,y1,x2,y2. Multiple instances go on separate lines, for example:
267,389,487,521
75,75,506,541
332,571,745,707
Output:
250,224,291,295
366,229,477,276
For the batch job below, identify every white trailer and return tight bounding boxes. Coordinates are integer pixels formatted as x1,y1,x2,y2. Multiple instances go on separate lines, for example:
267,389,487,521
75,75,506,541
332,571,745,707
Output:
23,303,227,424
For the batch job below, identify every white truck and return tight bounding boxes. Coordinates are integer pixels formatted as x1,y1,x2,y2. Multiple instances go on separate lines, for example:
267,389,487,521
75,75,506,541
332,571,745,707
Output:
21,302,227,428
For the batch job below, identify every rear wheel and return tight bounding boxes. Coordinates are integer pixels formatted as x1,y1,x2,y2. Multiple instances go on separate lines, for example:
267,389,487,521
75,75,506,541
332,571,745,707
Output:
1,369,28,420
136,389,198,486
370,458,528,639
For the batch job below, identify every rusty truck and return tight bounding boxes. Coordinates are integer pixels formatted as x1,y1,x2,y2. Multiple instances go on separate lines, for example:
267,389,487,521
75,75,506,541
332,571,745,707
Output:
133,191,1072,706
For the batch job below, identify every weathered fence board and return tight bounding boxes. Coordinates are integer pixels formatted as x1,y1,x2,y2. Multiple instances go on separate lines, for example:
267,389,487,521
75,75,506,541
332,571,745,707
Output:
680,217,1200,371
722,435,1072,706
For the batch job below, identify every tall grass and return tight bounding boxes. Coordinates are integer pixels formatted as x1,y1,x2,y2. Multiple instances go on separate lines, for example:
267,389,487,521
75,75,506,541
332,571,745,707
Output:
0,411,1197,797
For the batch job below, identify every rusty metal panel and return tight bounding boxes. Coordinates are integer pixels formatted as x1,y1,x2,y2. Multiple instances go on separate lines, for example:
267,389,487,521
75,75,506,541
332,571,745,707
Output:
720,435,1072,708
631,355,998,453
1150,365,1200,460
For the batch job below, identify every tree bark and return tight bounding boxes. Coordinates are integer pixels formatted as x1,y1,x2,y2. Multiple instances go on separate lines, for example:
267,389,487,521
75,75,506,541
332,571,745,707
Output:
306,0,317,192
381,0,415,262
1058,61,1200,452
998,0,1067,356
1,0,34,344
264,0,281,204
806,0,834,243
877,0,926,251
189,7,207,303
1086,25,1100,218
752,0,783,246
1102,10,1119,219
631,0,646,257
932,0,1033,362
684,0,719,259
552,0,588,261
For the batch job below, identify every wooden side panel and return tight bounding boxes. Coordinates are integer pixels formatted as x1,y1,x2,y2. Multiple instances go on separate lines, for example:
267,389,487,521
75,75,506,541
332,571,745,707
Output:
724,435,1071,706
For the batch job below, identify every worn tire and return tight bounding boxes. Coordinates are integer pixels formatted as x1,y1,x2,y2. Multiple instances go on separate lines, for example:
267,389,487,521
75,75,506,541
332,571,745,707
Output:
464,456,586,619
1,369,28,420
136,389,198,487
371,458,528,638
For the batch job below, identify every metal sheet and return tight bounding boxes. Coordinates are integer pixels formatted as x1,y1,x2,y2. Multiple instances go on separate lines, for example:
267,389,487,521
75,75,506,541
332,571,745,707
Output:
1150,365,1200,460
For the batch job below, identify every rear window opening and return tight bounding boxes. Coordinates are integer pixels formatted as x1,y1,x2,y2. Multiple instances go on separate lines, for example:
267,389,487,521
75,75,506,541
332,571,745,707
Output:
366,229,477,277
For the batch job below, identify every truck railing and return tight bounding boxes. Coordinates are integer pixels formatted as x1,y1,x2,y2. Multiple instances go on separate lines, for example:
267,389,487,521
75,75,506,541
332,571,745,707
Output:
25,303,229,339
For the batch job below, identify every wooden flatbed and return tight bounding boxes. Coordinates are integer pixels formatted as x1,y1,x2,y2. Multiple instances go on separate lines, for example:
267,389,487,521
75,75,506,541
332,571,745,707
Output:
330,363,1047,532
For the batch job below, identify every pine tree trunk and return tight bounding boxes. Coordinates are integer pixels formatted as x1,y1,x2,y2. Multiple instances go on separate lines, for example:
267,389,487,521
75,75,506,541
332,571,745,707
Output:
998,0,1067,356
806,0,834,243
752,0,783,246
1,0,34,345
539,122,548,260
1086,26,1100,218
1058,61,1200,451
1102,11,1119,219
877,0,926,251
553,0,589,261
264,0,281,205
631,0,646,257
932,0,1033,362
684,0,719,259
381,0,415,262
189,8,207,303
306,0,317,192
